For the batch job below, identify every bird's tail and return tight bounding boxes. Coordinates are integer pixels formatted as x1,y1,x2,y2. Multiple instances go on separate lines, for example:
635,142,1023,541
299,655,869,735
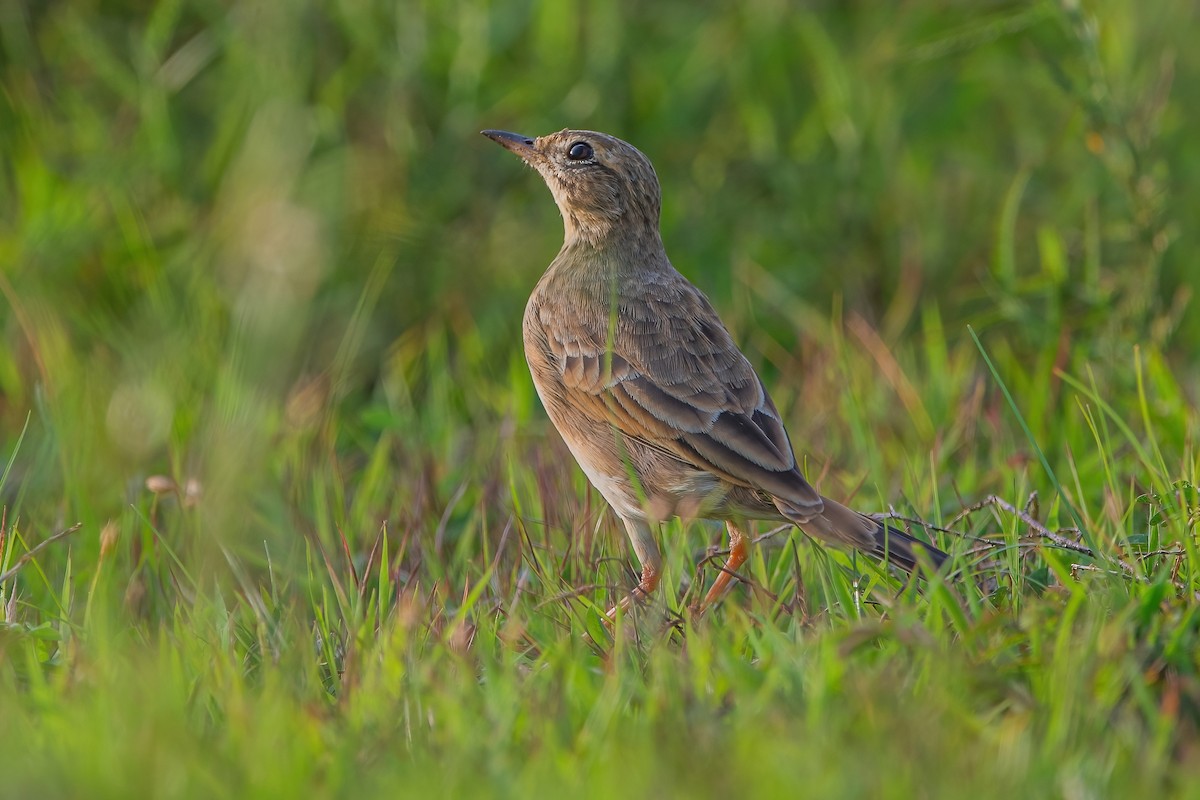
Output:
792,496,948,574
867,519,947,573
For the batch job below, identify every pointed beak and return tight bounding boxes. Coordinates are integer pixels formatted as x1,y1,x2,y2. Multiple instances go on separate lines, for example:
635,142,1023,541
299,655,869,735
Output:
481,129,536,160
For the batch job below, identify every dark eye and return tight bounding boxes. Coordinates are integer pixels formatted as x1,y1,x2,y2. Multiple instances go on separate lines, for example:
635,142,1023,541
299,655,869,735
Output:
567,141,593,161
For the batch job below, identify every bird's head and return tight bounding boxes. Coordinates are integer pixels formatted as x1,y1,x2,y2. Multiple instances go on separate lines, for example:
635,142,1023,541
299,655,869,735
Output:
482,128,662,247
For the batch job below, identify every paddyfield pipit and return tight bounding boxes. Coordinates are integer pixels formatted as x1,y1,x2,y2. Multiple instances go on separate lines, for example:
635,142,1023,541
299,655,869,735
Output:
483,128,947,615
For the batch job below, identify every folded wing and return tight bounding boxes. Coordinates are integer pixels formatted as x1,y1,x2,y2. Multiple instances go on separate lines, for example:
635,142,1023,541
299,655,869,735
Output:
539,276,824,521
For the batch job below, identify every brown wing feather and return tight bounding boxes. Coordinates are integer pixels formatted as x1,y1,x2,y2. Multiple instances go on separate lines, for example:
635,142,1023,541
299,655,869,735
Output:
541,274,823,517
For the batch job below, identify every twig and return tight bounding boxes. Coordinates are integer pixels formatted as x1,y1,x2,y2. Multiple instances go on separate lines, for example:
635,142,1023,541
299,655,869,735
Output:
1070,563,1128,579
952,494,1138,575
0,523,84,585
536,583,627,608
875,510,986,542
752,523,793,546
1139,548,1185,559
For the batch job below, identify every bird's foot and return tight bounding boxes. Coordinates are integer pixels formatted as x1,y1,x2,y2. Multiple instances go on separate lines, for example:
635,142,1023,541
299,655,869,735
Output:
695,521,750,615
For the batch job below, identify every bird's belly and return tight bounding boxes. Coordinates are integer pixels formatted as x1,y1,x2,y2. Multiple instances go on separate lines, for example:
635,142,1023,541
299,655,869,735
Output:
526,380,644,519
530,378,747,523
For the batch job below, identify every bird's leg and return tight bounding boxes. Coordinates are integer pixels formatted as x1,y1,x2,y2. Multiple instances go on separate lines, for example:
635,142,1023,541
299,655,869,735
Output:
607,561,661,620
605,517,662,621
698,520,749,613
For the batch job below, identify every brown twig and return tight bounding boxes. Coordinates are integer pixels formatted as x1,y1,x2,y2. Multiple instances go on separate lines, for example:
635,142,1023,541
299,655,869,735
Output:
0,523,84,585
951,494,1139,575
752,523,793,546
1139,549,1185,559
536,583,627,609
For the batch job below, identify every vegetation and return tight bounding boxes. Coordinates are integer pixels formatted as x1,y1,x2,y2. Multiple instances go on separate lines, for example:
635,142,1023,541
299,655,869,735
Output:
1,0,1197,795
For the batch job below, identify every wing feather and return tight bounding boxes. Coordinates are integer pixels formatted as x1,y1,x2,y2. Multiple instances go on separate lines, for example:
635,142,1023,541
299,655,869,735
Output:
539,275,822,515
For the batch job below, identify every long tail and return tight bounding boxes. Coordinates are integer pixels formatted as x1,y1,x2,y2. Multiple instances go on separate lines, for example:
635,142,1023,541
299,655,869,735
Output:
788,496,948,574
868,519,947,573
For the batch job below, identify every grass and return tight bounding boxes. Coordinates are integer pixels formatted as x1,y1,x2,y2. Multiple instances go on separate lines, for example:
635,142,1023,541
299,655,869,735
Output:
2,0,1199,796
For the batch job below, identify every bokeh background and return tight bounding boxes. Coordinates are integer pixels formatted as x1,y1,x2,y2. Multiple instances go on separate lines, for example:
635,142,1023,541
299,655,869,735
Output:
0,0,1195,580
4,2,1200,795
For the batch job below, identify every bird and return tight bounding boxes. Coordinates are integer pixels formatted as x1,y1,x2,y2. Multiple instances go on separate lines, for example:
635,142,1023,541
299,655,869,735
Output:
482,127,947,616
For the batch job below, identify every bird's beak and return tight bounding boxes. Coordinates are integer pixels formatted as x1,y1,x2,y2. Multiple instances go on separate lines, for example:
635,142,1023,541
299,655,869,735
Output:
481,129,537,161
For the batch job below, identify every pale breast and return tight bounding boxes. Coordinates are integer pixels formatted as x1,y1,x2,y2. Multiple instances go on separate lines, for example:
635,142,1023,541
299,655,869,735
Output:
523,289,656,519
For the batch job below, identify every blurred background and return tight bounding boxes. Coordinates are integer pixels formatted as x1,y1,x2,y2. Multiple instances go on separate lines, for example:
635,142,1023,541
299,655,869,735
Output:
0,0,1194,583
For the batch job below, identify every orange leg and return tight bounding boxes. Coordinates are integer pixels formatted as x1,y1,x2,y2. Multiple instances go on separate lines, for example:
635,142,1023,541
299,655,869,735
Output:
699,521,749,612
604,517,662,622
606,561,661,620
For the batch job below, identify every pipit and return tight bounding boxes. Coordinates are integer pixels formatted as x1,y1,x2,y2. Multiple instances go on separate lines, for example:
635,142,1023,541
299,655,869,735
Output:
483,128,947,616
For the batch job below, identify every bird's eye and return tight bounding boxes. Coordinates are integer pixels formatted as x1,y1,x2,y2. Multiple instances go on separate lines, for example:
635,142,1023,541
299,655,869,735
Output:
567,141,594,161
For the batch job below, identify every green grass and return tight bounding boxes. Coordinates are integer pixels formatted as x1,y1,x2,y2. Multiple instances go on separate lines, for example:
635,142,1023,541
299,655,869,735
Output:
2,0,1199,796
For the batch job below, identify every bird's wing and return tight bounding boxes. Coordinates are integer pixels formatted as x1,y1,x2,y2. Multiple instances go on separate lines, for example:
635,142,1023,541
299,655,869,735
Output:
538,274,823,518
